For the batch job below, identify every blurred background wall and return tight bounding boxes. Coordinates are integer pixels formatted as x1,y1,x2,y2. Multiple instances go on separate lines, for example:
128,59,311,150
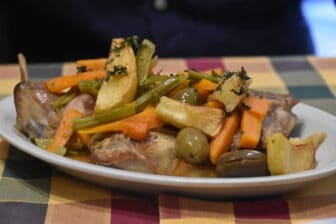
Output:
0,0,335,63
301,0,336,56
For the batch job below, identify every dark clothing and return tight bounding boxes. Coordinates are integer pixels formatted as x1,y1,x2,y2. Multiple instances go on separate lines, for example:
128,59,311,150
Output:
1,0,313,63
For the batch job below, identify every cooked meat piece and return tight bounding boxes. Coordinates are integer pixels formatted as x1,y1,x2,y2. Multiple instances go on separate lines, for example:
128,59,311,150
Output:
256,91,299,149
231,90,299,150
88,131,178,175
14,81,60,139
63,93,95,116
14,81,96,140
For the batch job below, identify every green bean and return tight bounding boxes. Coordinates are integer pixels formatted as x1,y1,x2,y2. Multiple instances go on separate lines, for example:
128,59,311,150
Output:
136,39,156,85
187,69,222,83
78,79,102,95
134,75,181,112
73,103,136,130
138,74,168,95
51,90,77,112
73,75,182,130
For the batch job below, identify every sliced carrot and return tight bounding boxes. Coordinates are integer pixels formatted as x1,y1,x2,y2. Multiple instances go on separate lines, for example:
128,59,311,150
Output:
242,96,270,118
239,97,270,149
194,79,218,98
204,101,225,109
77,106,165,141
44,70,105,93
209,111,240,164
48,109,82,154
76,132,91,145
76,58,106,72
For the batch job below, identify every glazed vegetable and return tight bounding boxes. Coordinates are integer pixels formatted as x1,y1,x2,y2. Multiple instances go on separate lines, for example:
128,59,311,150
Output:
76,132,91,145
175,127,209,164
209,68,251,112
239,97,270,149
78,106,165,140
78,79,102,96
76,58,106,72
209,111,240,164
133,75,182,112
48,109,82,155
166,76,190,97
155,96,224,137
51,90,77,112
138,74,168,94
204,101,225,109
242,96,270,118
187,69,222,83
136,39,156,85
171,87,203,105
15,35,327,178
73,75,181,130
216,150,268,177
44,70,105,93
194,79,217,98
266,133,321,175
95,38,138,113
73,103,136,130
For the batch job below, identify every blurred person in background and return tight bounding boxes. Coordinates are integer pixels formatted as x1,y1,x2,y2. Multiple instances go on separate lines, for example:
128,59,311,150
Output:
1,0,314,63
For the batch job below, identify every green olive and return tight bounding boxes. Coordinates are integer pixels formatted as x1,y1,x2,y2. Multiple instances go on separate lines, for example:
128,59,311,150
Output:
171,87,203,105
216,149,269,177
175,127,209,164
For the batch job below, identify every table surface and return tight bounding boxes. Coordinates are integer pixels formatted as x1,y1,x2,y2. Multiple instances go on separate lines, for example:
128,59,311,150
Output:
1,56,336,224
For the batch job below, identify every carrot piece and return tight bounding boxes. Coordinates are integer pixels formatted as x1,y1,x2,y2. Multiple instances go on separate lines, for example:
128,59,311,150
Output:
209,111,240,164
48,109,82,154
204,101,225,109
44,70,105,93
239,97,270,148
194,79,217,97
242,96,270,118
76,132,91,145
78,106,165,141
76,58,106,72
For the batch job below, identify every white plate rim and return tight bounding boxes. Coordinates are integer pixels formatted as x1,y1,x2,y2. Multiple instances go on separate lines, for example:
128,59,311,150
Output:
1,95,336,195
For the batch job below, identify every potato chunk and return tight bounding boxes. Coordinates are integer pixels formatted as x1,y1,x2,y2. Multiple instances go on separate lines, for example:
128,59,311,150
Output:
208,69,251,112
266,133,325,175
95,38,138,113
155,96,225,137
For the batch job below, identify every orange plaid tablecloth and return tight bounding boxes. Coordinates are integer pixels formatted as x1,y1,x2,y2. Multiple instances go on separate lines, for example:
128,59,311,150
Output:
0,56,336,224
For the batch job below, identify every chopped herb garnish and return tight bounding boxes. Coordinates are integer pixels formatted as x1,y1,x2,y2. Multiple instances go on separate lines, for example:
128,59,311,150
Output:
126,35,140,53
111,41,126,53
222,71,235,80
222,67,250,81
110,36,140,54
237,67,250,80
106,65,128,81
106,58,114,65
76,66,87,73
231,86,246,96
241,102,251,110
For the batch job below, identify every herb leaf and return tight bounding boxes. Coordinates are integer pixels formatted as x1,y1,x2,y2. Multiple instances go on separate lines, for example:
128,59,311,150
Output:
106,65,128,81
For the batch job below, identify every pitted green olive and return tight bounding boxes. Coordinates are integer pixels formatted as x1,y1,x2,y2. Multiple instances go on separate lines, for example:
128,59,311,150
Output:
216,149,269,177
171,87,203,105
175,127,209,164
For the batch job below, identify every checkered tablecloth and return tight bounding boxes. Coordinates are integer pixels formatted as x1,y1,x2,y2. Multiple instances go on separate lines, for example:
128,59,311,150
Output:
0,56,336,224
